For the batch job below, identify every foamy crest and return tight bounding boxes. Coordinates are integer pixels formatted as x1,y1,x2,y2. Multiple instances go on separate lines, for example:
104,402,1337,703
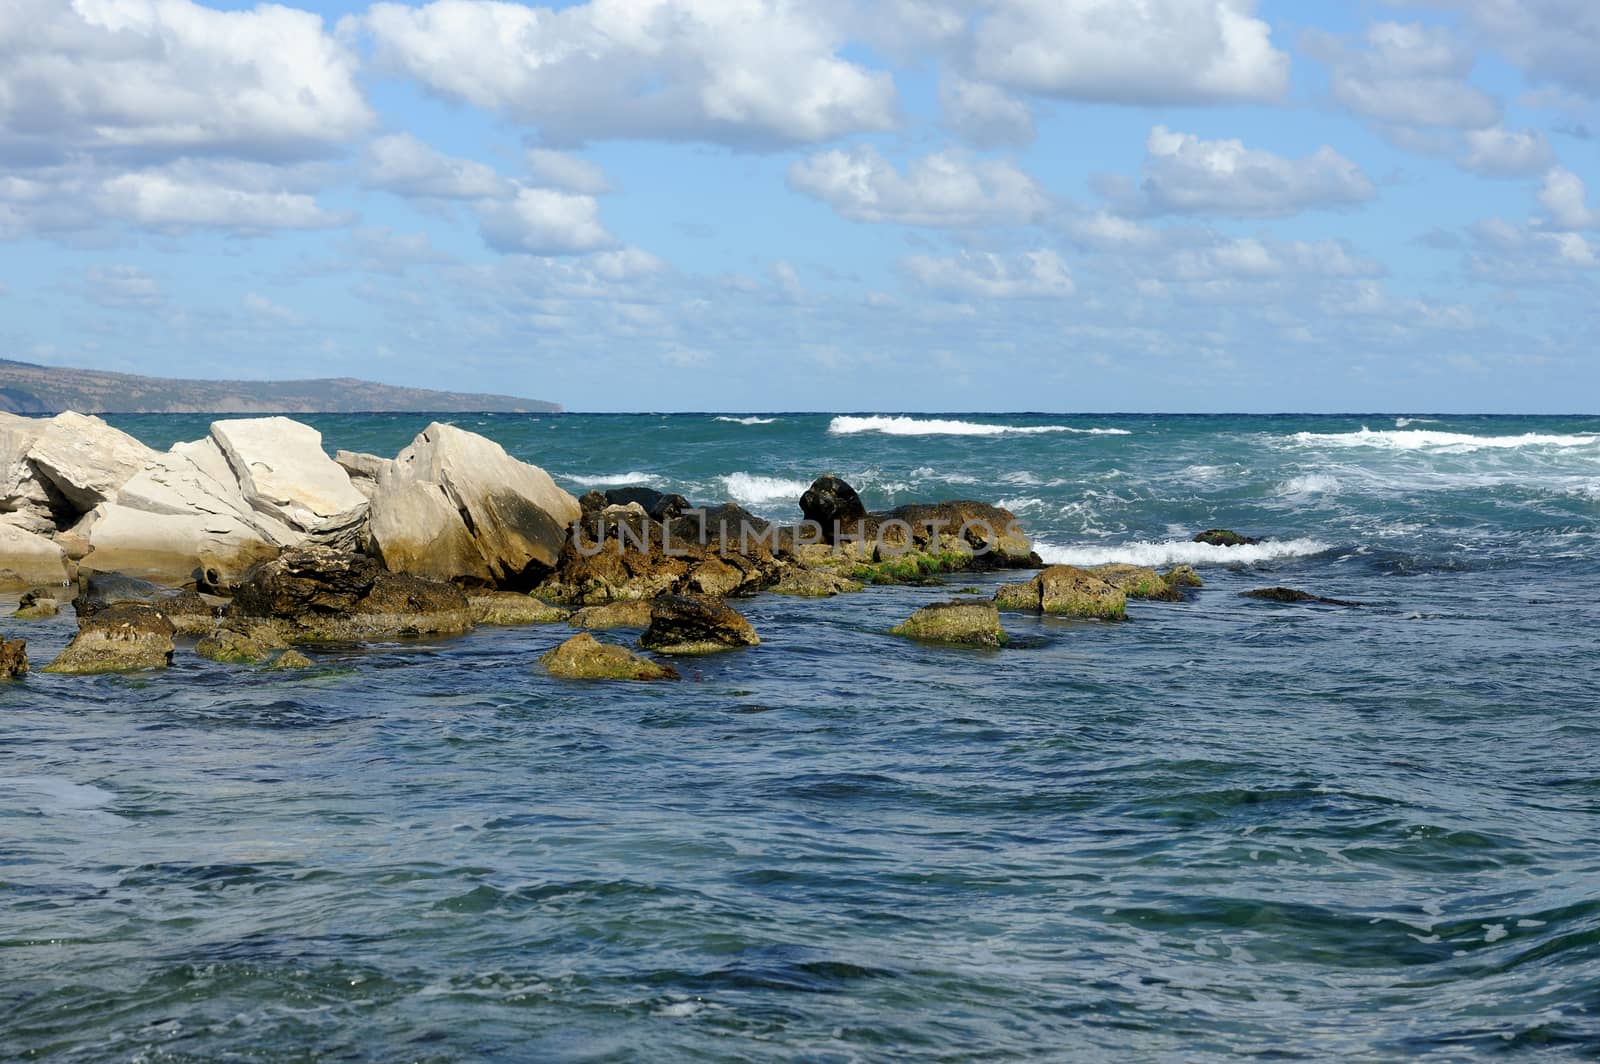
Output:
1290,427,1600,452
1033,537,1332,568
565,471,665,487
714,416,778,425
1279,474,1342,495
721,472,809,506
829,416,1131,437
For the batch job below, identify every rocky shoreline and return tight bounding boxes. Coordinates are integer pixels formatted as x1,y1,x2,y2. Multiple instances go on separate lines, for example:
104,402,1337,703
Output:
1,411,1223,679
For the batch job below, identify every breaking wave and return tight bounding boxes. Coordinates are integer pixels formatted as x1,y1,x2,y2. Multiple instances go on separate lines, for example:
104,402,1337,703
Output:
1033,537,1333,568
564,471,665,488
830,416,1131,437
714,416,778,425
1289,428,1600,452
721,472,809,506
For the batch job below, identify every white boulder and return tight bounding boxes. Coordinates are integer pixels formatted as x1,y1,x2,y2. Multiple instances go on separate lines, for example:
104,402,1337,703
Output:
25,411,155,513
0,523,71,590
210,417,368,546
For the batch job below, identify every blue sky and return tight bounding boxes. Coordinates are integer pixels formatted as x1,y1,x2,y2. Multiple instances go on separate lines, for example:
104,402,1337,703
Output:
1,0,1596,412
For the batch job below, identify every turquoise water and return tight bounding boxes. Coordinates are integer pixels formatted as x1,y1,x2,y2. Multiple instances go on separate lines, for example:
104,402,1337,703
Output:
4,413,1600,1060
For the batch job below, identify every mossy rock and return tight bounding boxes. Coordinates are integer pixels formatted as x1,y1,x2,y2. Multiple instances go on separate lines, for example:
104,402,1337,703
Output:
43,604,175,674
568,599,656,630
846,550,972,586
12,590,60,620
1193,529,1259,547
1091,564,1182,602
770,569,864,597
994,566,1126,620
540,633,679,681
469,592,570,626
271,649,315,669
639,594,760,655
1,637,26,678
890,601,1007,648
1163,565,1203,590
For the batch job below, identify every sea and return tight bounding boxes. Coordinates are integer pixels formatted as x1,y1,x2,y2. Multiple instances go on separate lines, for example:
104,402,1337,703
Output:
4,412,1600,1061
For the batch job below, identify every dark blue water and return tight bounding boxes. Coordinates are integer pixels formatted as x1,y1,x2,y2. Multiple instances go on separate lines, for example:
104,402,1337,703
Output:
4,413,1600,1060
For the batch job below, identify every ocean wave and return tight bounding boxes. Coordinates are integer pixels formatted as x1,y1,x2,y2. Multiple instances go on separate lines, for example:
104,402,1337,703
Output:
1033,537,1333,568
1394,417,1441,428
565,471,665,487
1289,428,1600,452
721,472,809,506
714,416,778,425
829,416,1131,437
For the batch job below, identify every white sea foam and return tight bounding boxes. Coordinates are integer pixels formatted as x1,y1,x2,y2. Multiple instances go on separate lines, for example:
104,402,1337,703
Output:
714,416,778,425
565,471,665,487
1033,537,1332,568
1394,417,1440,428
1289,427,1600,452
829,415,1131,437
1279,473,1342,496
721,472,809,506
997,496,1046,513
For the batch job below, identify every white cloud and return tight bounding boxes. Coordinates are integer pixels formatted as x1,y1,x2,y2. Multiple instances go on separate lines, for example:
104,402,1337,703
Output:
352,0,895,148
1128,126,1375,217
527,149,612,195
1059,210,1163,251
1164,238,1384,281
1457,127,1553,176
1468,215,1599,282
365,134,510,199
904,249,1074,299
939,78,1035,149
970,0,1289,105
1319,22,1499,130
772,260,805,303
476,186,618,255
85,265,162,310
1538,166,1599,229
0,0,370,162
787,146,1048,226
1444,0,1600,98
93,163,343,232
243,292,305,326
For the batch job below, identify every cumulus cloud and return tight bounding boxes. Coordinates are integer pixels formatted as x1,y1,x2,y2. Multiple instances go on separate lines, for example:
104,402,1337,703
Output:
1468,215,1598,282
0,0,370,162
903,249,1074,299
1538,166,1599,229
787,146,1049,226
527,149,612,195
1317,21,1500,130
970,0,1289,105
351,0,895,148
365,134,510,199
1444,0,1600,98
477,187,618,255
939,78,1035,149
1457,127,1553,176
93,161,344,232
1124,126,1375,218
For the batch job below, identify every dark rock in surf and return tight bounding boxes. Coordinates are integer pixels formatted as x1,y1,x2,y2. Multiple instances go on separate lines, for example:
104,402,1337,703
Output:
1193,529,1260,547
639,594,760,655
1241,587,1362,607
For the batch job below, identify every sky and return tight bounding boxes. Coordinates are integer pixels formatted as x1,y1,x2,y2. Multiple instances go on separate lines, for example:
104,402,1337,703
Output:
1,0,1597,413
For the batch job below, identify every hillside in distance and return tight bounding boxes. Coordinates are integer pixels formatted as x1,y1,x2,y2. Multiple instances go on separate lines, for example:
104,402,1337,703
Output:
0,359,560,414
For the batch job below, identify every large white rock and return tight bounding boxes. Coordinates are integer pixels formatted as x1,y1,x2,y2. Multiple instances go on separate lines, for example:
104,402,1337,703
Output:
0,413,61,535
209,417,368,545
26,412,155,513
80,503,280,589
0,522,71,590
371,422,580,586
368,480,492,585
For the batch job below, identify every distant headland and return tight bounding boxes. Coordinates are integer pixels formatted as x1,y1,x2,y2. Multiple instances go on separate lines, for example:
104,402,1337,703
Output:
0,359,560,415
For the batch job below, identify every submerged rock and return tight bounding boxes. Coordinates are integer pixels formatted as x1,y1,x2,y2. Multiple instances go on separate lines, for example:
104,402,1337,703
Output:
228,545,472,642
196,623,288,665
889,600,1006,647
1163,565,1203,590
994,565,1127,620
540,633,679,681
567,599,656,630
639,594,760,655
1241,587,1363,607
12,588,61,619
272,649,314,669
469,592,569,626
769,568,864,597
1193,529,1260,547
44,604,175,673
1,635,26,678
